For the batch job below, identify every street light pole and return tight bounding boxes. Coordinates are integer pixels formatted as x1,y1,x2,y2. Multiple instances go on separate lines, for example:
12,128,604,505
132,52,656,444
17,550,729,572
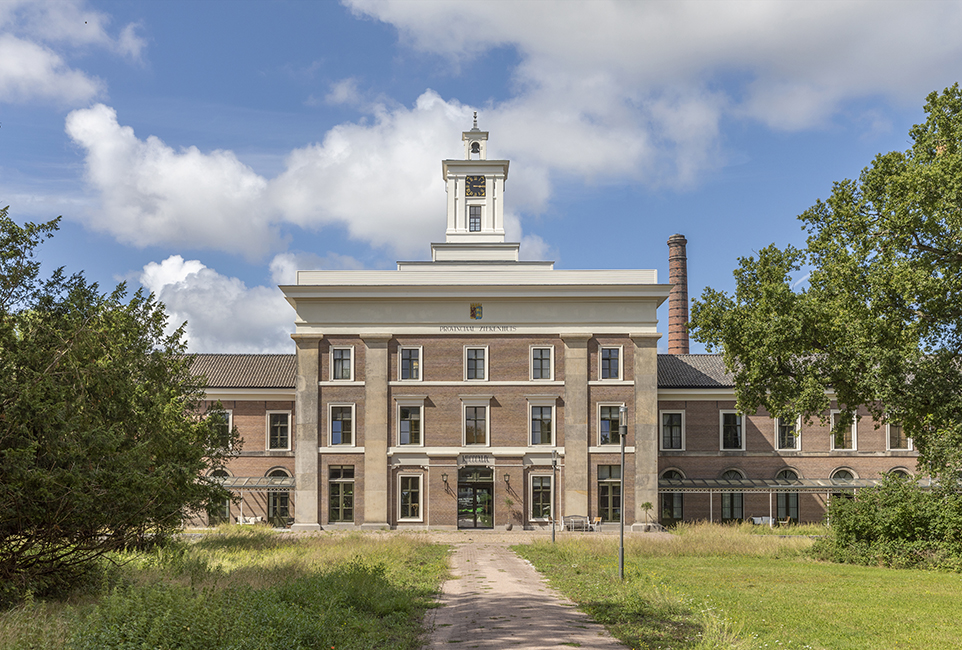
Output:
619,404,627,581
551,449,557,544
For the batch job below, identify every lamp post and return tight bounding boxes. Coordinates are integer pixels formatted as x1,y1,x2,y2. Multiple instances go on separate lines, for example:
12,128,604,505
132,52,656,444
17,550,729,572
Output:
619,404,627,581
551,449,557,544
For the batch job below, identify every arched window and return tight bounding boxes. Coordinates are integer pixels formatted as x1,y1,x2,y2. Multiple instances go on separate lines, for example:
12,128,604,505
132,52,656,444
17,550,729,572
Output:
661,469,684,525
889,468,911,479
267,469,290,527
207,470,231,526
831,469,855,483
775,469,799,523
720,469,744,522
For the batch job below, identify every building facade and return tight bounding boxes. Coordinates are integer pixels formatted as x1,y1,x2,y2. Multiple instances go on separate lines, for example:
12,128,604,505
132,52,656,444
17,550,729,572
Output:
197,123,919,530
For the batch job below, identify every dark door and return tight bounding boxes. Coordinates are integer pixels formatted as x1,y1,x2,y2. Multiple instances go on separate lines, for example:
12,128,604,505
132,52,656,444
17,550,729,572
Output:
457,484,493,529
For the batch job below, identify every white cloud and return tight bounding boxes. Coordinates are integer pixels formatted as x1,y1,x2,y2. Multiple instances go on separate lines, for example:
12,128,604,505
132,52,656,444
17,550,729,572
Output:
268,251,364,285
348,0,962,133
325,77,363,106
141,255,294,353
66,104,280,260
0,33,103,104
0,0,145,105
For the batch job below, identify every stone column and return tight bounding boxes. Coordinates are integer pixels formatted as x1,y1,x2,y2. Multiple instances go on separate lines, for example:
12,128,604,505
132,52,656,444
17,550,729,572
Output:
361,334,391,529
291,334,322,531
562,334,591,517
631,333,661,525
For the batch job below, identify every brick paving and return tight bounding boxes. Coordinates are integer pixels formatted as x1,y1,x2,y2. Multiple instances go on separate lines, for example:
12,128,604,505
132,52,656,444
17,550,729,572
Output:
421,531,630,650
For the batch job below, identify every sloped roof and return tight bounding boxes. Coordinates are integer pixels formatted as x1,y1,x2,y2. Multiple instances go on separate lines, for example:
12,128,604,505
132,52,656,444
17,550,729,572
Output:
189,352,732,390
190,354,296,389
657,354,733,388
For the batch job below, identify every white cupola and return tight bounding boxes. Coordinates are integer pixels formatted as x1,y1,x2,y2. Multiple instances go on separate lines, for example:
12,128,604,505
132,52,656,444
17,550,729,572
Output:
440,112,510,249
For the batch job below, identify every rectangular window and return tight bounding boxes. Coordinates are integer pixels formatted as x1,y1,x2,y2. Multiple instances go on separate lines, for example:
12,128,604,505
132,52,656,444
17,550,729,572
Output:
598,465,622,522
330,405,353,446
720,411,743,450
531,346,553,380
531,476,552,520
599,405,622,446
464,405,487,445
660,411,684,450
267,412,290,450
329,465,354,523
888,423,910,450
399,405,421,445
399,475,422,520
721,493,743,521
465,347,487,380
469,205,481,232
600,347,620,379
210,409,232,449
332,347,353,380
530,405,553,445
400,347,421,380
776,416,799,450
830,410,856,451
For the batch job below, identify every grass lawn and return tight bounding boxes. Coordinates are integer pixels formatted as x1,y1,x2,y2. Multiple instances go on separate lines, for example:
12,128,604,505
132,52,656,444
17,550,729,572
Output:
0,527,449,650
516,523,962,650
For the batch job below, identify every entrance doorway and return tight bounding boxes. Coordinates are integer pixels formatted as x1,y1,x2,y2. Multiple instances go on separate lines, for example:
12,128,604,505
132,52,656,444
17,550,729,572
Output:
457,467,493,529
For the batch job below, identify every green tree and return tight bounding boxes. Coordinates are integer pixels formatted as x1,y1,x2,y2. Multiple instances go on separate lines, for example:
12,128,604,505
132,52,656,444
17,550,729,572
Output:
0,208,236,602
690,85,962,479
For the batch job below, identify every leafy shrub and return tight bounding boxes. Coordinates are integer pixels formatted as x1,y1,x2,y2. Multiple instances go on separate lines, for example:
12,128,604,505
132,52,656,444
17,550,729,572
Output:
812,473,962,570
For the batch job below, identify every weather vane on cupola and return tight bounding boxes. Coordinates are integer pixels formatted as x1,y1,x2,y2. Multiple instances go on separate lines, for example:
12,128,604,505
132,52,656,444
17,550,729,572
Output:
472,111,479,130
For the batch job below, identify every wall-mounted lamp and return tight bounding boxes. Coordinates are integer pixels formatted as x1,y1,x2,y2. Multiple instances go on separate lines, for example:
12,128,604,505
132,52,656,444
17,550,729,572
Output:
441,473,448,485
504,473,510,484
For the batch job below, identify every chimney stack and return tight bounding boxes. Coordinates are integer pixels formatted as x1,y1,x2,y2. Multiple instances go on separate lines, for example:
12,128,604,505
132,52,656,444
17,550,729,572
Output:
667,234,689,355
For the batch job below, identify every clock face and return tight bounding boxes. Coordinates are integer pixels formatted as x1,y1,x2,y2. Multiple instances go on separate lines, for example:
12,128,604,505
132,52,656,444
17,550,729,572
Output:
465,175,486,197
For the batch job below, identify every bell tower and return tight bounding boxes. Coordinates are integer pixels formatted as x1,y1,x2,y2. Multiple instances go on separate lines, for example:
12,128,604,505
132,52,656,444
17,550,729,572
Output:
438,113,512,257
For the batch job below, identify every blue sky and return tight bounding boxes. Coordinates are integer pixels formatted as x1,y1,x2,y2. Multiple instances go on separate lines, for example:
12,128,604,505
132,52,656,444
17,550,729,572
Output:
3,0,962,353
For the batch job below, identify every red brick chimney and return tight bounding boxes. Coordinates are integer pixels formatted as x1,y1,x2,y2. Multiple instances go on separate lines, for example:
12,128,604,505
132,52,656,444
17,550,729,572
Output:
667,234,689,355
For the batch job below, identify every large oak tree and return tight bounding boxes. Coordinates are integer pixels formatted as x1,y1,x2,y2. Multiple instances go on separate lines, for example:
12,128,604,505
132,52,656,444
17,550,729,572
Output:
0,208,236,601
691,85,962,480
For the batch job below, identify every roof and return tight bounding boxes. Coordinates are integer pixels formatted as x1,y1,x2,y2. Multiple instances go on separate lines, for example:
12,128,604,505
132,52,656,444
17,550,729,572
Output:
190,354,296,389
657,354,733,388
189,352,733,390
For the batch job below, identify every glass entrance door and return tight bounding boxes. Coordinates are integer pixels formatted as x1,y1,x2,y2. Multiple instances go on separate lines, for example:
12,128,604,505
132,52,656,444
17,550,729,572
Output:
457,467,494,529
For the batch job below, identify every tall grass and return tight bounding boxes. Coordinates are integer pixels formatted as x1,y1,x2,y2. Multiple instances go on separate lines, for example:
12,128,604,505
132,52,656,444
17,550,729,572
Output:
517,522,962,650
0,526,449,650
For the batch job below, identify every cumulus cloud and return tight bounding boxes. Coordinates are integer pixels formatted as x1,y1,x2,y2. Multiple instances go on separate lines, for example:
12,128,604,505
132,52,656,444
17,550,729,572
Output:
140,255,294,353
0,0,144,105
66,104,280,260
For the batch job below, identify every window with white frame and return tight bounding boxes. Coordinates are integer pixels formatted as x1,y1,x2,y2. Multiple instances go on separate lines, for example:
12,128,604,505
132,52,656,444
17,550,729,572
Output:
720,411,744,450
529,401,554,446
775,469,799,522
465,346,487,380
830,410,857,451
462,398,489,445
329,465,354,523
599,404,623,446
266,469,290,525
209,409,232,449
207,469,231,525
330,404,354,446
530,475,552,520
776,416,800,451
397,401,423,446
888,423,911,450
398,474,422,521
720,469,744,521
468,205,482,232
598,465,621,522
399,346,421,381
331,347,353,381
660,411,684,450
661,469,684,524
600,346,621,380
531,346,553,380
267,411,291,451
